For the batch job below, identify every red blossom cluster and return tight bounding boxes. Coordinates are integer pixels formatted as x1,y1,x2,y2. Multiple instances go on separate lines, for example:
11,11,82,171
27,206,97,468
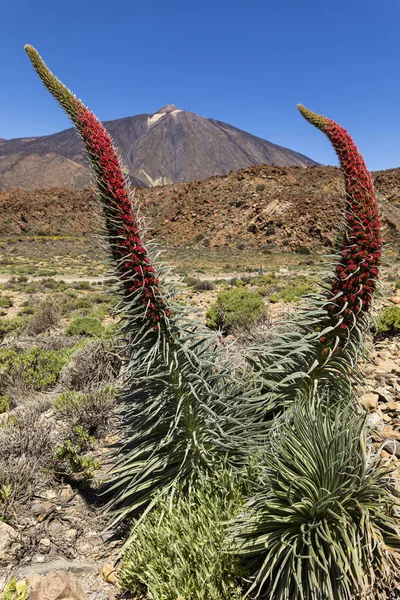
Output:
298,106,382,349
323,122,382,342
75,103,167,329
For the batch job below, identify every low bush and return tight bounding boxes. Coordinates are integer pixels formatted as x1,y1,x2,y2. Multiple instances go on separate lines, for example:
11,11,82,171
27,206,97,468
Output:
0,345,77,390
53,385,116,435
376,306,400,335
0,296,13,309
275,277,315,302
0,395,10,414
0,399,54,516
59,340,121,391
0,317,26,339
66,316,103,337
55,426,100,479
71,280,92,290
23,298,61,336
120,470,248,600
206,287,266,333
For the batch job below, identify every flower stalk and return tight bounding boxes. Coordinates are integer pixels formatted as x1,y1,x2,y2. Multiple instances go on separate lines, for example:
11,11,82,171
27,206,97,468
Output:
298,105,382,348
24,44,167,330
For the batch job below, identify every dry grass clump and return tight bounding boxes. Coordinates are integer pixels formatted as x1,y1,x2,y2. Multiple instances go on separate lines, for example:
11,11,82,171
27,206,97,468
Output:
59,339,121,391
53,385,116,436
0,398,54,520
22,298,61,336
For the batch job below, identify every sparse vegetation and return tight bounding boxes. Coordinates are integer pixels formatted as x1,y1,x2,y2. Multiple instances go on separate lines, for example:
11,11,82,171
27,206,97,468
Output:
376,305,400,335
206,287,266,332
66,316,103,337
53,385,116,435
0,345,78,390
1,578,28,600
120,471,248,600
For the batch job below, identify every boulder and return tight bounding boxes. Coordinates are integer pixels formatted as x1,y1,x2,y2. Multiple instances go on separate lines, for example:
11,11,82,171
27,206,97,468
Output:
29,570,86,600
0,522,19,564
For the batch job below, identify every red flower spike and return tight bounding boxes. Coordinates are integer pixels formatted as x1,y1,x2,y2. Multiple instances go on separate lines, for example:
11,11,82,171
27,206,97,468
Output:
298,105,382,346
25,45,167,327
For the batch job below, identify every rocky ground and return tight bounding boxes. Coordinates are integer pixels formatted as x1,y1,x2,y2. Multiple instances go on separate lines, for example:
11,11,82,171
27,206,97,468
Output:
0,239,398,600
0,165,400,253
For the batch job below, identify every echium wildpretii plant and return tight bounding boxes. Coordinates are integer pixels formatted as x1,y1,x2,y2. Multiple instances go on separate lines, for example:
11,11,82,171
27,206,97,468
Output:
25,46,400,597
231,108,400,599
24,45,255,525
244,105,384,414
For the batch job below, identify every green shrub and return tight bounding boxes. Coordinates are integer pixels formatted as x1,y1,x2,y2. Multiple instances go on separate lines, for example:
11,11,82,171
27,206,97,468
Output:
206,287,266,333
1,578,28,600
72,280,92,290
0,396,10,414
276,277,315,302
0,317,26,338
55,434,100,479
268,294,279,303
231,399,400,600
66,316,103,337
120,471,247,600
0,296,13,309
53,385,115,435
0,346,77,390
377,306,400,334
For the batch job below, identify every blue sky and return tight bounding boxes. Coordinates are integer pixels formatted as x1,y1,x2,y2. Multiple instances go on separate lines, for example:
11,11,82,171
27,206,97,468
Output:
1,0,399,171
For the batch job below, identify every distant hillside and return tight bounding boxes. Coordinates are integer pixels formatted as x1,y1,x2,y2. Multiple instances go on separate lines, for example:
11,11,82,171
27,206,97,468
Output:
0,165,398,252
0,105,317,191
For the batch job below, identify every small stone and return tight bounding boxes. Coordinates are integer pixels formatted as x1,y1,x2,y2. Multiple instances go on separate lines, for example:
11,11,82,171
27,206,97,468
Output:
66,529,77,541
382,401,400,412
381,413,392,422
360,392,379,411
39,538,51,552
31,501,52,517
383,440,400,458
377,358,400,375
25,572,42,590
29,570,86,600
388,296,400,305
48,521,64,537
59,485,73,500
374,386,395,403
381,450,391,459
366,412,385,431
101,564,119,587
43,490,58,500
380,429,400,440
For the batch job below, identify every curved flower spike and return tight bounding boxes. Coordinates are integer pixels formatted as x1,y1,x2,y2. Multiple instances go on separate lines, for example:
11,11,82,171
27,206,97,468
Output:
298,105,382,345
25,45,167,330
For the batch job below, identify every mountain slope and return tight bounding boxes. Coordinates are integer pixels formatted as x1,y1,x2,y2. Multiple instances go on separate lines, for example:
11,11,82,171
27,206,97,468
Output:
0,105,317,191
0,165,398,250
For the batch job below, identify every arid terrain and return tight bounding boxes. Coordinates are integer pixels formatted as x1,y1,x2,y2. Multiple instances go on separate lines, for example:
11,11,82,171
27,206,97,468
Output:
0,163,399,599
0,229,399,599
0,165,399,253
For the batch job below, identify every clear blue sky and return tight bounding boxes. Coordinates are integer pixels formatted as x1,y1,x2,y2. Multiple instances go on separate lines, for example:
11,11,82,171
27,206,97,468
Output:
1,0,399,171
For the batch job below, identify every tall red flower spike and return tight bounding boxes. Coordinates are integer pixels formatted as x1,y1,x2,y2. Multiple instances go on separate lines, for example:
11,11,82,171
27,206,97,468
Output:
298,105,382,347
24,45,168,331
